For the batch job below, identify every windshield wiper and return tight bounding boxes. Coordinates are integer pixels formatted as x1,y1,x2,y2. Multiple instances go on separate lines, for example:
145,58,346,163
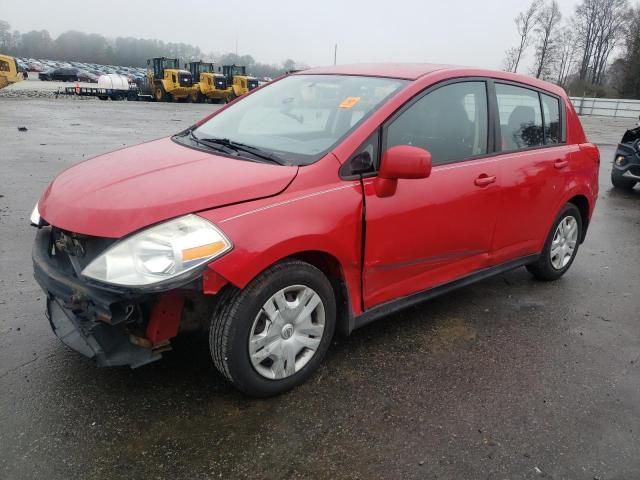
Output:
194,135,286,165
187,130,234,155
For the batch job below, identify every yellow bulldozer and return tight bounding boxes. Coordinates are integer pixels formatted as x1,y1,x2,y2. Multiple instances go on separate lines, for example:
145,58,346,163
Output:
221,64,259,101
186,61,230,103
0,53,23,90
146,57,196,102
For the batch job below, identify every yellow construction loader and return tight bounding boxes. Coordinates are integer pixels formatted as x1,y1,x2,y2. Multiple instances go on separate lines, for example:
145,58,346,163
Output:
146,57,196,102
221,64,259,101
186,61,230,103
0,54,23,90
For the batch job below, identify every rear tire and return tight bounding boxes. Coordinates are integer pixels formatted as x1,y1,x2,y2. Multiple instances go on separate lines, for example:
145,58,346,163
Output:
210,260,336,397
526,203,582,281
611,169,636,191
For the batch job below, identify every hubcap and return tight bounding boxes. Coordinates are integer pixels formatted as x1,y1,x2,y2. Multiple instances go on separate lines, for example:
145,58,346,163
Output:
281,324,294,339
550,216,578,270
249,285,325,380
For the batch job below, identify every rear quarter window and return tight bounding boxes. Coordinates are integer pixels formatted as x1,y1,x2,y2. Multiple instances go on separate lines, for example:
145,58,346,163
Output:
541,94,561,144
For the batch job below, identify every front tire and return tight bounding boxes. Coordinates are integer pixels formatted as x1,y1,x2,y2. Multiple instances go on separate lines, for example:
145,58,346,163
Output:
154,84,171,102
210,260,336,397
526,203,582,281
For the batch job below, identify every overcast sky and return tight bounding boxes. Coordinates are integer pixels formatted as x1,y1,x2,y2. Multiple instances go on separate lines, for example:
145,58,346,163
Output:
1,0,579,70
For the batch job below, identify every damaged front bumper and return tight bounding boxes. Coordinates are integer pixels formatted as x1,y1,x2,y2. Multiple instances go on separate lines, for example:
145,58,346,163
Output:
32,227,184,368
614,127,640,181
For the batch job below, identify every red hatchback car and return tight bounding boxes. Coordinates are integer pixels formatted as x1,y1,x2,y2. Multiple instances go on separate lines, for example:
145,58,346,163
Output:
31,64,599,396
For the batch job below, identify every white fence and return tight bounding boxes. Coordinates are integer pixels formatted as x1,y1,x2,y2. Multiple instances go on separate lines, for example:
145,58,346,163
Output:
570,97,640,118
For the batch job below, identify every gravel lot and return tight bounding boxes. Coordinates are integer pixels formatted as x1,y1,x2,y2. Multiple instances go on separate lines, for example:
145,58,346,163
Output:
0,97,639,480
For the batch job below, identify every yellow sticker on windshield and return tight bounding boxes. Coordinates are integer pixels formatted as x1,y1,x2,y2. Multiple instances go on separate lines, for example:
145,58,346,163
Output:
339,96,361,108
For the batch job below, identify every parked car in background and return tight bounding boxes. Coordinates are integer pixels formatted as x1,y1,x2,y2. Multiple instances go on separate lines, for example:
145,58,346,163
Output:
30,64,599,397
16,59,27,70
38,69,53,81
27,61,44,72
76,69,98,83
39,67,96,82
612,122,640,191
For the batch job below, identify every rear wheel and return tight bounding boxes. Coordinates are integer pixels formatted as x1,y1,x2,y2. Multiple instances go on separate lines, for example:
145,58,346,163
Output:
526,203,582,281
611,169,637,191
210,260,336,397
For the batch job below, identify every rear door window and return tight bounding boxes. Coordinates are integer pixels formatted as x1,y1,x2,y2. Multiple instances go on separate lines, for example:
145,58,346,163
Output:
496,84,544,151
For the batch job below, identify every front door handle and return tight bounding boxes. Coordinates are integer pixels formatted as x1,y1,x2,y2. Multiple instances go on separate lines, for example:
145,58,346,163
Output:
554,159,569,169
474,174,496,187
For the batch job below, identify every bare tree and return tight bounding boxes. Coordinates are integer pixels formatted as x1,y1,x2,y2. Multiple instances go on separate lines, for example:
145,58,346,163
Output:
574,0,629,83
555,27,579,85
532,0,563,78
591,0,628,84
0,20,12,51
503,0,543,72
502,47,520,72
616,6,640,96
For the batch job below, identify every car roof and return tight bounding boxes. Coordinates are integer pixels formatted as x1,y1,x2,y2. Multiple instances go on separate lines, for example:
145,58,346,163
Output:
296,63,567,97
300,63,451,80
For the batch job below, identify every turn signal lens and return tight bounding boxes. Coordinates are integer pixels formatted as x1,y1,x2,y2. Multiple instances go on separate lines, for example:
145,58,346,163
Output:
182,241,227,263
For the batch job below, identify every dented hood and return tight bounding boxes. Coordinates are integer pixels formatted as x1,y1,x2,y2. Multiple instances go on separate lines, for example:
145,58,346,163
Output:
39,137,297,238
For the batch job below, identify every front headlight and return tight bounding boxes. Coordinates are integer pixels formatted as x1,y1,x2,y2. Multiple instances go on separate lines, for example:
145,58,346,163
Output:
81,214,232,288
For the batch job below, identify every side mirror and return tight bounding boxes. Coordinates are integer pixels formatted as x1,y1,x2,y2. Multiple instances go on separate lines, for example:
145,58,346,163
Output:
375,145,432,197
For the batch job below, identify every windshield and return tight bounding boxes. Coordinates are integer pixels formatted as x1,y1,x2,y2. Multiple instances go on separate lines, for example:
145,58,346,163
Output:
192,74,408,165
197,64,213,75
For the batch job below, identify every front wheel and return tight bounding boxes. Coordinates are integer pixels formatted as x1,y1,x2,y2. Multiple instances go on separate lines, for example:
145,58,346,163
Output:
154,85,171,102
526,203,582,281
210,260,336,397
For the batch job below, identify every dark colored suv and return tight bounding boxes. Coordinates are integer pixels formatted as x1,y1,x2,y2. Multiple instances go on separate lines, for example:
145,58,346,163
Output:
612,124,640,191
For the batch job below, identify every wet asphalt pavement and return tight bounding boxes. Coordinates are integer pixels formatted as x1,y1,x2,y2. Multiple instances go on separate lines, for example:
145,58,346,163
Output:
0,98,639,480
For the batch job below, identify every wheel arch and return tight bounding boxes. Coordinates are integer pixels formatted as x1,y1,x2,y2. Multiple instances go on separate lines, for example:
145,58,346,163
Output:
567,194,590,243
209,247,358,337
287,251,354,337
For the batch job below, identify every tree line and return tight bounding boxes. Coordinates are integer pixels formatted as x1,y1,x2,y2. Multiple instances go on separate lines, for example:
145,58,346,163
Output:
502,0,640,98
0,20,304,78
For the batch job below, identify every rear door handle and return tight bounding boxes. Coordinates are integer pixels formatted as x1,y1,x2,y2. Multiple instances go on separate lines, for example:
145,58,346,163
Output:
474,174,496,187
554,159,569,169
